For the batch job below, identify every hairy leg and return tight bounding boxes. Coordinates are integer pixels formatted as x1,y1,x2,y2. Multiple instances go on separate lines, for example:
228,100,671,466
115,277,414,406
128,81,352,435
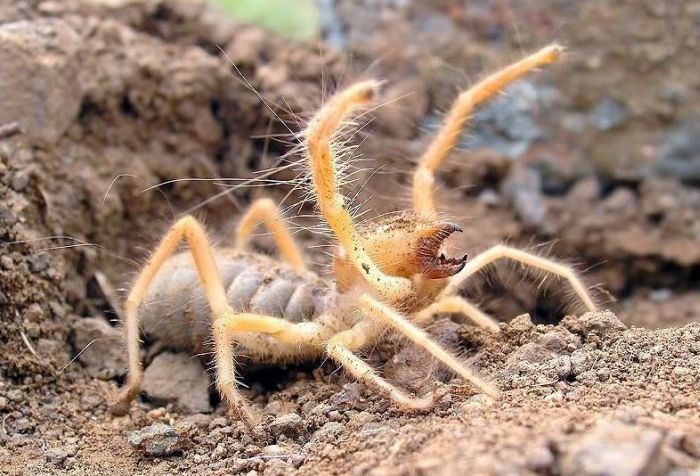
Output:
111,216,229,415
443,244,597,312
414,295,500,333
326,320,448,410
212,312,326,427
359,294,500,399
235,197,306,272
305,80,411,302
413,44,562,217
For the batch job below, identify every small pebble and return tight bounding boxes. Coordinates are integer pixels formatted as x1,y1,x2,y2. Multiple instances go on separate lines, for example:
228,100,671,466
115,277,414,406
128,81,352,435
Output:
328,410,343,422
45,447,68,467
10,171,29,191
672,366,691,376
7,389,23,403
269,413,304,438
128,423,191,457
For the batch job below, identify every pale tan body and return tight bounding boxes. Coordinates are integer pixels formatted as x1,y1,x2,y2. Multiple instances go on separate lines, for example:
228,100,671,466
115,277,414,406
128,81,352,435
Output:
140,249,340,363
111,45,597,427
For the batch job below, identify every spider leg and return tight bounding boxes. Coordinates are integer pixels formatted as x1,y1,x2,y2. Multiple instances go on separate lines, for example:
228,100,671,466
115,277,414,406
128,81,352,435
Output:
326,320,448,410
305,80,412,302
235,197,306,272
413,44,562,218
443,244,597,312
359,294,500,399
213,313,327,428
414,295,500,333
111,215,230,416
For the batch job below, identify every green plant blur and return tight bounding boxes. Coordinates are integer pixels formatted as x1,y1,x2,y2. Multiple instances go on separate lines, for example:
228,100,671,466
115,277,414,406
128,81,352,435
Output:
213,0,320,40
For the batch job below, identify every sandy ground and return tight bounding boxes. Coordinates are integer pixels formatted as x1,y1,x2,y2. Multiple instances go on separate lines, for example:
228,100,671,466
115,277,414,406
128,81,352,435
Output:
0,0,699,474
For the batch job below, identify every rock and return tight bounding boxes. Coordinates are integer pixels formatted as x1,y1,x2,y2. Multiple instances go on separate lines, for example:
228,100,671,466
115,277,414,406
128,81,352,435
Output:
9,171,29,191
128,423,191,457
539,329,580,353
509,314,535,333
503,327,581,386
502,164,547,228
7,389,23,403
561,311,626,339
559,421,667,476
142,352,212,414
0,19,84,144
309,422,344,444
657,122,700,181
268,413,304,438
524,442,554,471
28,252,50,273
329,383,362,408
317,0,346,50
506,342,553,367
261,444,289,458
69,317,125,380
460,394,495,416
570,348,600,376
671,366,691,377
648,288,672,303
681,434,700,458
591,97,627,131
44,447,68,467
0,208,16,227
384,319,460,392
464,80,546,159
478,188,502,207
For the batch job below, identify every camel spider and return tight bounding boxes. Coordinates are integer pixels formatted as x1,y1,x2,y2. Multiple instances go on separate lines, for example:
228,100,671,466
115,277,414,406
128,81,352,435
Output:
110,44,596,427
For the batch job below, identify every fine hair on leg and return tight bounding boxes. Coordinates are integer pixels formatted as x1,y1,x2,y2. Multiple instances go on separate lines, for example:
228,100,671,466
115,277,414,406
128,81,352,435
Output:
443,244,597,312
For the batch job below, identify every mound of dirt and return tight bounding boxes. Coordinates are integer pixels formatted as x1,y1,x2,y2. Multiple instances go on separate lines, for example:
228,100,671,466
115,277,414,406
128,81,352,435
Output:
0,1,699,475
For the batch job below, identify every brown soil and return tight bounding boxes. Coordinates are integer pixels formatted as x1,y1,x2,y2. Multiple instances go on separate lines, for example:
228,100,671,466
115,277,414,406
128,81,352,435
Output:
0,1,698,475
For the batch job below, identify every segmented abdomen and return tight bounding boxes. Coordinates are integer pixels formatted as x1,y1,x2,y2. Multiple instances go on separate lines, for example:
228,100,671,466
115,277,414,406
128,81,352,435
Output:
140,248,332,353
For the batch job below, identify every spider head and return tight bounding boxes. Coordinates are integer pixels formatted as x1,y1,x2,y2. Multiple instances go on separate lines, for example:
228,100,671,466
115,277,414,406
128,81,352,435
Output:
334,213,467,294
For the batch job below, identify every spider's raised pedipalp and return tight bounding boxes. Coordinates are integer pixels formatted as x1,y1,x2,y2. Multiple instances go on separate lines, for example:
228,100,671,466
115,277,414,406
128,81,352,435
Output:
111,43,598,426
304,80,413,303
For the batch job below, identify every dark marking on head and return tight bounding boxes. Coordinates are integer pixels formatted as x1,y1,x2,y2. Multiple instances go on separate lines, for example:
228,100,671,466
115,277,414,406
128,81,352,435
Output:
362,263,370,274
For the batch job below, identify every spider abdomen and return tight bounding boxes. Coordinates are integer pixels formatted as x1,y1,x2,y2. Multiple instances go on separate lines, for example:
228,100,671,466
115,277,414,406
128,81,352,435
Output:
140,248,332,354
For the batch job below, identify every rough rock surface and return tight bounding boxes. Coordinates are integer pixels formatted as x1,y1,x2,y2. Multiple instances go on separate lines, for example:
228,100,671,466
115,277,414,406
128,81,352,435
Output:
559,420,667,476
69,317,124,380
128,423,191,457
0,19,83,144
142,352,212,414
